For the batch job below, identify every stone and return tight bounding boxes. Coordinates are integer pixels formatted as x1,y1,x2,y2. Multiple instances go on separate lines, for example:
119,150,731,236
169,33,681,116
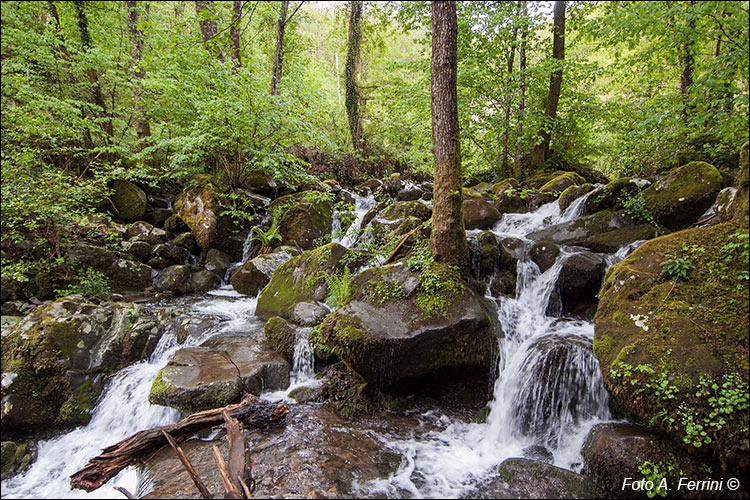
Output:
581,224,658,253
204,249,232,277
154,243,190,264
110,180,147,222
530,241,560,273
150,208,172,228
714,187,738,223
527,210,633,246
1,440,37,480
229,250,294,296
126,240,152,260
732,141,749,228
171,232,199,254
290,301,330,326
163,214,189,234
642,161,723,230
556,251,606,315
539,172,586,198
558,183,594,213
269,191,334,250
463,199,501,230
396,187,423,202
153,265,192,295
264,316,297,362
379,200,432,222
107,259,152,291
499,237,525,271
187,270,221,294
315,262,501,388
473,231,499,279
242,170,277,197
585,177,646,214
148,336,290,413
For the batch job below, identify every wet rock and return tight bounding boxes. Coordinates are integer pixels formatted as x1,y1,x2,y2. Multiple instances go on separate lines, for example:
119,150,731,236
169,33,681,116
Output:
522,444,553,464
148,336,290,413
527,210,632,246
359,178,382,194
204,249,232,277
642,161,723,230
268,191,334,251
473,231,499,279
125,239,152,260
109,179,146,222
378,173,403,198
539,172,586,201
463,199,501,230
150,208,172,228
153,265,192,295
107,258,152,291
475,458,602,499
499,237,525,271
594,223,749,475
558,183,594,213
126,221,170,245
146,256,171,270
171,232,199,254
586,177,647,213
491,178,519,197
229,250,294,296
315,262,501,388
187,270,221,294
256,243,352,320
242,170,277,197
581,224,658,253
380,200,431,222
714,187,738,223
163,214,189,234
154,243,190,264
556,252,606,314
290,301,330,326
1,440,37,480
264,316,296,362
65,243,117,271
530,241,560,273
396,187,423,202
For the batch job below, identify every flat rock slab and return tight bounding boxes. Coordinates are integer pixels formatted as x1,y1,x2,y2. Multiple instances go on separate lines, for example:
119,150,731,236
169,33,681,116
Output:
149,336,290,413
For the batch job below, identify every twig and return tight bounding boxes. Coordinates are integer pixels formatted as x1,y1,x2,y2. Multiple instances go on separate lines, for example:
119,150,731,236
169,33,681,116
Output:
383,227,418,265
161,430,213,500
114,486,135,499
212,446,243,499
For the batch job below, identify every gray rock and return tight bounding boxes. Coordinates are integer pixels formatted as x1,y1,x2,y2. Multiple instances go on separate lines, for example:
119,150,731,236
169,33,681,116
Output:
528,210,632,246
463,199,501,230
171,232,199,254
204,249,233,276
530,241,560,272
556,252,606,314
290,301,330,326
154,243,190,264
110,180,146,222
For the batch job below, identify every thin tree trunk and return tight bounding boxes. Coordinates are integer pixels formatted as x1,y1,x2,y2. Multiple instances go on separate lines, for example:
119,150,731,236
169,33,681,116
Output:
514,0,528,180
195,0,224,61
126,1,150,140
230,1,242,71
529,0,565,172
430,0,469,273
74,0,114,140
271,1,289,94
345,1,363,150
500,7,519,178
680,0,695,125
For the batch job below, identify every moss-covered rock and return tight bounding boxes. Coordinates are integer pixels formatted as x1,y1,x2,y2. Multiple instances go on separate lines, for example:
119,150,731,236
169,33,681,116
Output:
1,440,37,480
478,458,602,499
271,191,334,250
109,179,147,222
581,224,659,253
732,141,749,228
255,243,352,320
642,161,723,230
474,231,499,279
491,178,519,197
539,172,586,198
313,262,501,388
527,210,633,246
463,199,501,230
379,200,432,222
264,316,297,362
229,249,295,296
558,183,594,213
586,177,647,214
593,223,749,475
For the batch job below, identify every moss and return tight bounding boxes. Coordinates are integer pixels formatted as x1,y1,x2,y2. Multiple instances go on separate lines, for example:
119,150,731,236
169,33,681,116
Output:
368,279,405,305
472,405,490,424
148,368,177,405
612,311,628,326
57,380,98,425
539,172,586,195
264,317,296,361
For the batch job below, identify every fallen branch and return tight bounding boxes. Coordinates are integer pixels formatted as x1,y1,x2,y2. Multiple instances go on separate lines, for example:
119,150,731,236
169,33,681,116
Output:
383,227,418,265
71,393,288,493
162,430,213,500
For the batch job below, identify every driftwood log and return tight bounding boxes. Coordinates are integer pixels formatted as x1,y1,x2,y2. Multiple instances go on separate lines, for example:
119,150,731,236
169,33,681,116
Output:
71,393,288,493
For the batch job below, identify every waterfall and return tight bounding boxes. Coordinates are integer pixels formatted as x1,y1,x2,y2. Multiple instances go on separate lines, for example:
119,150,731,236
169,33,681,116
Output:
332,191,376,249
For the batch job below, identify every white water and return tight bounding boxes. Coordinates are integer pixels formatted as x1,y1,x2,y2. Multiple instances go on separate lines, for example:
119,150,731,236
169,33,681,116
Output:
332,191,376,249
364,198,627,498
0,295,259,499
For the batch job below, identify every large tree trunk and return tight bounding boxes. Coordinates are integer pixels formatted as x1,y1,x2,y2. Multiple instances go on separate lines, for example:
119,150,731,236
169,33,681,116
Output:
528,0,565,172
513,0,528,180
345,1,363,150
230,1,242,71
271,1,289,94
430,0,469,272
500,6,519,178
126,1,150,140
680,0,696,125
195,0,224,61
73,0,114,140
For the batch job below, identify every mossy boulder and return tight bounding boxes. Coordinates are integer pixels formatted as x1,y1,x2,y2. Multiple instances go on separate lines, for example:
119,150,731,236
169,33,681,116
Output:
476,458,602,499
229,248,296,296
463,199,501,230
642,161,723,231
491,178,519,197
270,191,334,250
586,177,648,214
379,200,432,222
242,169,277,197
527,210,633,246
255,243,352,320
1,440,37,480
558,183,594,213
593,223,749,474
581,224,659,253
1,297,165,432
313,262,501,388
148,336,290,413
109,179,147,222
539,172,586,198
175,175,244,257
264,316,297,362
473,231,499,279
732,141,749,228
153,265,220,295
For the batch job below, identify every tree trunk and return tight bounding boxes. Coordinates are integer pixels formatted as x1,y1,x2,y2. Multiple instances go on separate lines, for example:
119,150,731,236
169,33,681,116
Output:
230,0,242,71
126,1,151,140
500,7,519,179
529,0,565,172
195,0,224,61
513,0,528,180
430,0,469,273
271,1,289,94
345,1,363,150
680,0,696,125
74,0,114,140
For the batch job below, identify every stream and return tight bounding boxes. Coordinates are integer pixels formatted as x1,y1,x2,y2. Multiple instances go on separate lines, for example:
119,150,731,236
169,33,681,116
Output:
1,191,642,499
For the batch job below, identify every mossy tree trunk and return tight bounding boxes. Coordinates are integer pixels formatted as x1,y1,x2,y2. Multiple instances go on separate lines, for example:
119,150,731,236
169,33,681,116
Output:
500,3,519,179
126,1,150,140
271,1,289,95
230,0,242,72
679,0,696,125
513,0,528,180
345,1,363,151
430,0,469,273
528,0,565,172
195,0,223,62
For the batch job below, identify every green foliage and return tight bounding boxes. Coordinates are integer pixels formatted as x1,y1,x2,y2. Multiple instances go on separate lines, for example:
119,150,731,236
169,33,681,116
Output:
407,243,464,317
620,191,657,226
253,204,288,252
636,459,681,498
55,268,110,299
368,279,404,305
660,253,695,280
325,267,354,309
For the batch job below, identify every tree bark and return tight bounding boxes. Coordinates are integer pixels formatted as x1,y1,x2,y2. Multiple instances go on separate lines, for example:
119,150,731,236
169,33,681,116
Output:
500,5,519,178
680,0,696,125
126,1,151,140
230,1,242,71
73,0,114,140
513,0,528,180
430,0,469,272
195,0,224,61
345,1,363,150
529,0,565,172
271,1,289,94
70,394,288,493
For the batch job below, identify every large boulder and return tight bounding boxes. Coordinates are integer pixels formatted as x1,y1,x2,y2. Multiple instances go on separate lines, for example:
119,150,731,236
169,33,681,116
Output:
109,179,146,222
255,243,352,320
379,200,432,222
555,251,606,315
1,440,37,480
148,336,289,413
586,178,648,214
269,191,334,250
530,241,560,273
174,175,244,258
463,199,501,230
313,262,501,388
527,210,633,246
539,172,586,199
229,248,299,296
558,183,594,213
204,249,232,277
593,223,749,474
473,231,499,279
153,265,220,296
264,316,297,361
580,224,658,253
64,244,151,292
1,297,167,432
642,161,723,230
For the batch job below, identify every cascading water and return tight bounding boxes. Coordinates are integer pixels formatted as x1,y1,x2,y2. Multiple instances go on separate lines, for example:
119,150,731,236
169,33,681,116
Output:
332,191,376,249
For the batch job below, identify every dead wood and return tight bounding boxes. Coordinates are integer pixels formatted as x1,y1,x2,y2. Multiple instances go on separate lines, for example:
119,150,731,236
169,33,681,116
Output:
383,227,418,265
70,393,288,493
161,430,213,499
